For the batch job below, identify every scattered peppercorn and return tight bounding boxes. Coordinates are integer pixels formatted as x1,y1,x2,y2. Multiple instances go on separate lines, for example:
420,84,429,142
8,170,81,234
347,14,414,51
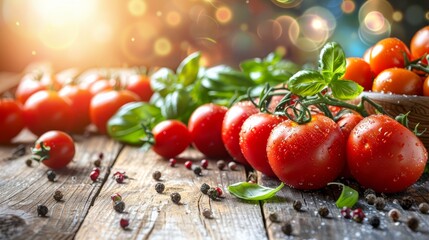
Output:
98,152,104,160
228,161,238,171
193,166,202,176
170,192,181,204
363,188,376,198
152,171,162,181
53,190,63,201
37,204,48,217
292,200,302,211
92,167,100,174
111,193,122,202
169,158,177,167
407,216,419,231
400,196,414,210
216,160,226,170
90,170,99,182
340,207,351,219
114,173,125,184
374,197,385,210
47,170,56,182
388,209,401,222
365,194,376,205
248,172,257,184
155,182,165,194
202,208,213,219
318,207,329,218
207,188,219,200
352,208,365,223
281,221,293,236
215,187,223,197
93,159,101,167
200,159,209,169
200,183,210,194
418,202,429,214
368,216,380,228
25,159,32,167
268,212,279,222
120,218,129,229
184,160,193,170
114,201,126,213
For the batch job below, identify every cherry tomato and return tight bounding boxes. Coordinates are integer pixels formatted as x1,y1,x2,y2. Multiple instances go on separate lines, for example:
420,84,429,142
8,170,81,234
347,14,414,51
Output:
0,99,25,143
372,68,423,95
343,57,373,91
239,113,286,177
423,75,429,96
369,38,411,76
87,79,114,96
267,115,346,190
32,130,75,169
410,26,429,62
363,46,372,63
15,73,46,104
90,90,140,134
151,120,191,158
188,103,230,158
221,101,259,165
126,74,153,102
23,90,72,136
347,114,427,193
59,85,92,133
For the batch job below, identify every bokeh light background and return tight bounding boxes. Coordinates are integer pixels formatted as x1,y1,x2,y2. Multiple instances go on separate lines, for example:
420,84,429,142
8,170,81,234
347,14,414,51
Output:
0,0,428,72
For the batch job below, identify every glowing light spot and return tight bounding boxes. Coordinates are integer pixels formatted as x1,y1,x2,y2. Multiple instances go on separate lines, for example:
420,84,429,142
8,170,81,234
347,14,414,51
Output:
341,0,355,14
275,46,287,56
131,37,135,42
197,37,217,44
156,11,162,17
426,12,429,20
38,22,79,49
154,37,172,56
15,21,20,26
32,50,37,55
359,0,394,23
92,23,113,43
311,18,325,30
392,11,403,22
364,11,385,32
128,0,147,17
215,6,232,24
166,11,182,27
240,24,248,31
271,0,303,9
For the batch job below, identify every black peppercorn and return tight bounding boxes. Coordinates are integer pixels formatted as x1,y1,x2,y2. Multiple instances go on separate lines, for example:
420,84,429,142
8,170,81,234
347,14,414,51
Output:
388,209,401,222
365,194,376,205
171,192,181,204
193,166,202,176
152,171,162,181
93,159,101,167
369,216,380,228
25,159,33,167
268,212,279,222
228,162,238,171
418,202,429,214
200,183,210,194
47,170,56,182
400,196,414,210
292,200,302,211
407,217,419,231
318,207,329,218
53,190,63,201
216,160,226,170
363,188,376,198
37,204,48,217
207,188,219,200
155,182,165,194
114,201,125,213
374,197,385,210
202,208,213,219
281,221,293,236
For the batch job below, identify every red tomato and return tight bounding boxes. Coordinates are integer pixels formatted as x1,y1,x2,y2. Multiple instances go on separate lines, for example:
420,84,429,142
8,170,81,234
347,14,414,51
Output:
267,115,346,190
423,75,429,96
23,90,72,136
347,114,427,193
0,99,25,143
363,46,372,63
32,130,75,169
372,68,423,95
410,26,429,62
343,57,373,91
221,101,259,165
188,103,230,158
369,38,411,76
87,79,114,96
90,90,140,134
126,74,154,102
59,85,92,133
15,74,46,104
239,113,286,177
151,120,191,158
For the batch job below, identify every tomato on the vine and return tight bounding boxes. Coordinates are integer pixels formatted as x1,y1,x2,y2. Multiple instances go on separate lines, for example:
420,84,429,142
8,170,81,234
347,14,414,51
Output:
90,90,140,134
126,74,153,102
221,101,259,165
23,90,72,136
151,120,191,158
59,85,92,133
347,114,427,193
0,99,25,143
369,38,411,76
267,115,345,190
410,26,429,63
15,73,46,105
32,130,75,169
188,103,230,158
343,57,373,91
372,68,422,95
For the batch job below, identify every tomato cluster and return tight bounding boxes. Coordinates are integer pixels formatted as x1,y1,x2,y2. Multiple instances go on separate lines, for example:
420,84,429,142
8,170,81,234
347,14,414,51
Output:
344,26,429,96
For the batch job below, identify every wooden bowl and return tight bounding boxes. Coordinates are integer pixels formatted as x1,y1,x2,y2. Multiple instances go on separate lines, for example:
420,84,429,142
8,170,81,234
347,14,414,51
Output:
358,92,429,150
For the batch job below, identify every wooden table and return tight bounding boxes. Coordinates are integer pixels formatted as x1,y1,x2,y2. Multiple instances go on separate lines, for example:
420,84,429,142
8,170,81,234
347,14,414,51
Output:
2,71,429,240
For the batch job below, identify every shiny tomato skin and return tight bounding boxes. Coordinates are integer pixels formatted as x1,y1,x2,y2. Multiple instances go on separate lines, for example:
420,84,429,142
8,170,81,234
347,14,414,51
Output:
372,68,423,95
343,57,373,91
33,130,75,169
267,115,345,190
23,90,72,136
347,115,427,193
222,101,259,165
423,75,429,96
369,38,411,76
90,90,140,134
410,26,429,62
59,85,92,133
126,74,154,102
188,103,230,158
152,120,191,158
240,113,286,177
15,76,46,105
88,79,114,96
0,99,25,143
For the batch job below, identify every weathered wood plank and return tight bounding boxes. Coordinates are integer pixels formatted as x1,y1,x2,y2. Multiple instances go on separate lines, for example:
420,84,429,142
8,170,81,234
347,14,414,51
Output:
0,135,122,240
76,146,268,240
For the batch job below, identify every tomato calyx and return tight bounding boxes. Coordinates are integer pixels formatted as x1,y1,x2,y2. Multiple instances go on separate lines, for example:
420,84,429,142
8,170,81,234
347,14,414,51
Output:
405,53,429,76
395,112,427,136
31,141,51,163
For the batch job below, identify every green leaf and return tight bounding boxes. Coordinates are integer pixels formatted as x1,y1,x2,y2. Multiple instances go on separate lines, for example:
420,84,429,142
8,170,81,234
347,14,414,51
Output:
177,52,201,86
150,68,177,97
227,182,284,201
160,89,196,123
330,79,363,100
328,182,359,208
288,70,326,96
107,102,165,145
319,42,346,82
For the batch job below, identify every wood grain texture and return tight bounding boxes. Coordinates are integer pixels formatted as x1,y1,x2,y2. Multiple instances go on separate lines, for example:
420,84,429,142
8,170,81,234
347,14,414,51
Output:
76,146,268,240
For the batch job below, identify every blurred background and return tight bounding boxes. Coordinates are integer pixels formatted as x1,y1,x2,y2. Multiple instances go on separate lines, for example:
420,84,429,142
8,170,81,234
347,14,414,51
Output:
0,0,428,73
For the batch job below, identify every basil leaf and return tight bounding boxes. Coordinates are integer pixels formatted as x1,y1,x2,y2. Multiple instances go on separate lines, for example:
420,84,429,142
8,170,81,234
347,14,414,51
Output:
227,182,284,201
177,52,201,86
288,70,326,96
328,182,359,208
319,42,346,82
107,102,164,145
150,68,177,97
161,89,196,123
330,79,363,100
